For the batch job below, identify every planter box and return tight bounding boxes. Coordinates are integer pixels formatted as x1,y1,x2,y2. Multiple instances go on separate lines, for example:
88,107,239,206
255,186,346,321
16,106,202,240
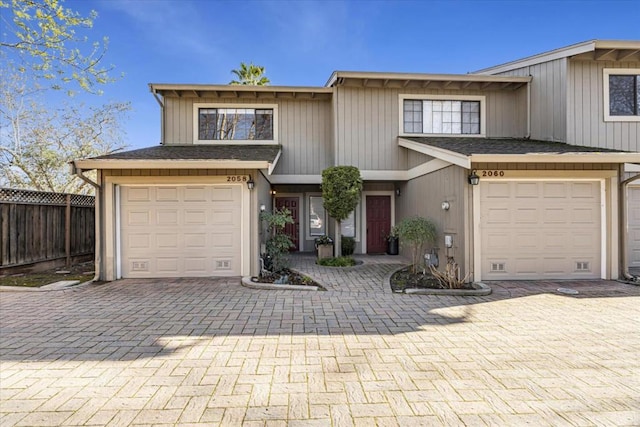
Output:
317,244,333,260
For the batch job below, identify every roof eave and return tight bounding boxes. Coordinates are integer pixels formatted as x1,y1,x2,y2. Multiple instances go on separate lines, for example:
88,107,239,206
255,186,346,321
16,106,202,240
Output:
470,153,640,163
73,159,274,171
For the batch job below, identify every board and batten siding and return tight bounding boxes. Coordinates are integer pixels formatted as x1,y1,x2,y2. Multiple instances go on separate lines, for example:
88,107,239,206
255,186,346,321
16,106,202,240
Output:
163,97,333,175
395,165,468,274
492,57,568,143
334,86,527,171
567,60,640,152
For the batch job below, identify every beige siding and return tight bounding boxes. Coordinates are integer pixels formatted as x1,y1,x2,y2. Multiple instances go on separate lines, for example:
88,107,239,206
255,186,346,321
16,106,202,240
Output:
567,60,640,151
395,166,468,273
473,162,617,171
163,97,333,175
493,58,567,142
334,87,526,171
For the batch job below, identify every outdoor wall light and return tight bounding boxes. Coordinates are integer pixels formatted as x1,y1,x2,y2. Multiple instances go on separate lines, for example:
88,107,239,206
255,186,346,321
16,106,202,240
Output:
441,201,450,211
269,189,277,196
247,175,255,190
468,170,480,186
260,204,266,212
395,188,401,197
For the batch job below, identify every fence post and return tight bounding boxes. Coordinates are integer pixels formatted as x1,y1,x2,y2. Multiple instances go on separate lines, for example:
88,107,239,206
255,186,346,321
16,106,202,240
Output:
66,194,71,267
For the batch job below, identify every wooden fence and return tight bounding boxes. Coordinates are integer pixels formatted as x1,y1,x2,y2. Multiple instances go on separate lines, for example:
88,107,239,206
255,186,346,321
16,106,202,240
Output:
0,188,95,271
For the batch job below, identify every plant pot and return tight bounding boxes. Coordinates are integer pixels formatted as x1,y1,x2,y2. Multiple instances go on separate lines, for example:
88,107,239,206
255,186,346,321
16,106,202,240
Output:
386,237,399,255
317,244,333,260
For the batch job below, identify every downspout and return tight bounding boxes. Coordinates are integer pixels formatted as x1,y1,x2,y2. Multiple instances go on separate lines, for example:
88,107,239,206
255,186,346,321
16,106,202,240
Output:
620,168,640,281
150,86,165,145
72,162,102,282
526,76,531,139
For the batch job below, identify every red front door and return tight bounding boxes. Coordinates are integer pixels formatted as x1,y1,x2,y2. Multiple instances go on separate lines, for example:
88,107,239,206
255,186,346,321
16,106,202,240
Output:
366,195,391,254
275,197,300,251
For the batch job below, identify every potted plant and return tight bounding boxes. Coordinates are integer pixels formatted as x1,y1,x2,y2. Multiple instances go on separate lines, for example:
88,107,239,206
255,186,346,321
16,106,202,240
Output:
386,226,399,255
314,235,334,260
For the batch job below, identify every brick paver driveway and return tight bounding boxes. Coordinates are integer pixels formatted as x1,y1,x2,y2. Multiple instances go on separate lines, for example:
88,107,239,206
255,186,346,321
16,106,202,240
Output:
1,256,639,426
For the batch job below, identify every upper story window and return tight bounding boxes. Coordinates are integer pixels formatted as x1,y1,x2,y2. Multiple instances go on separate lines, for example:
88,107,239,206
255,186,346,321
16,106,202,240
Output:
400,94,485,136
194,104,278,143
604,69,640,122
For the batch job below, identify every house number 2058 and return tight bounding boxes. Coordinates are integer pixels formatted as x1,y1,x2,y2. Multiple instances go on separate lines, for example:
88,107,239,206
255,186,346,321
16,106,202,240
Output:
226,175,248,182
481,170,505,177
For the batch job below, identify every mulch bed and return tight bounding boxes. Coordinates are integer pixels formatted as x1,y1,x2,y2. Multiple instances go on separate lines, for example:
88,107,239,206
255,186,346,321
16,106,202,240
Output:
0,262,95,288
253,269,326,291
390,266,474,293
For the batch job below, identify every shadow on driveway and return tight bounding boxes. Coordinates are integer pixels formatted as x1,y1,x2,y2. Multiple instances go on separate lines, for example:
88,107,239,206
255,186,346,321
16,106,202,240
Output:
1,276,638,363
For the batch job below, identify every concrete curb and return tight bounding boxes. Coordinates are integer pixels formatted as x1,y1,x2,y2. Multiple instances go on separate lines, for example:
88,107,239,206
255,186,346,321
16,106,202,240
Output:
241,276,320,291
386,265,492,296
0,279,94,293
405,281,492,296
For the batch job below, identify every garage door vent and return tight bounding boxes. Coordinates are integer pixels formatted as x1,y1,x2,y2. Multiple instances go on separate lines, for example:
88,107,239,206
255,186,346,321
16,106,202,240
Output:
490,262,506,272
216,260,231,270
576,261,590,271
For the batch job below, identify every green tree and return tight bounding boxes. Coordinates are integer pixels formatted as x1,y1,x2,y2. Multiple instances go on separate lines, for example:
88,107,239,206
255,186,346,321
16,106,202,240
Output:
0,0,116,94
230,62,270,86
260,207,294,273
0,70,130,194
321,166,362,256
394,216,437,274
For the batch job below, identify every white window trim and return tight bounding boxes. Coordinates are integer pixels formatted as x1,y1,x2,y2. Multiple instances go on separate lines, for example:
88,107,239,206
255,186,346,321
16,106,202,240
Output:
398,94,487,138
603,68,640,122
193,103,279,144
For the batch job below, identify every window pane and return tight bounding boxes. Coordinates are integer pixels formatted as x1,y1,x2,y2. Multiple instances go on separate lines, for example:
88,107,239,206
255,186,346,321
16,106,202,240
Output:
198,109,217,140
309,196,326,236
403,100,422,133
198,108,273,140
609,75,636,115
255,109,273,139
341,211,356,238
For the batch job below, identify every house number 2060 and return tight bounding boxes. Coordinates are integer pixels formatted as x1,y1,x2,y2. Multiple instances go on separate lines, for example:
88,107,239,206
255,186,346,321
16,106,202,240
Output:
481,170,505,177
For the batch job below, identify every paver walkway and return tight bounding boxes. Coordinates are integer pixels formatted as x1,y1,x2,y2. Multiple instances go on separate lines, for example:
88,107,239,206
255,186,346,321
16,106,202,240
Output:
1,256,639,426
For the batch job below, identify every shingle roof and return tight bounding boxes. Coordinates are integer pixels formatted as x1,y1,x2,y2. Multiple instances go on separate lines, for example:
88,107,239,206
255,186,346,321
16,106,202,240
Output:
402,137,624,156
90,144,282,161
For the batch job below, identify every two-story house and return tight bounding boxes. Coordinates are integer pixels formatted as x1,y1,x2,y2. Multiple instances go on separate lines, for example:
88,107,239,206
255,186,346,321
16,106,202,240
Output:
73,40,640,283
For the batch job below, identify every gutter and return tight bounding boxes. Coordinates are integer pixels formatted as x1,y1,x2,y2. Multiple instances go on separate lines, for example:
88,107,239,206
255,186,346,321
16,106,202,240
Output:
72,162,102,283
620,169,640,282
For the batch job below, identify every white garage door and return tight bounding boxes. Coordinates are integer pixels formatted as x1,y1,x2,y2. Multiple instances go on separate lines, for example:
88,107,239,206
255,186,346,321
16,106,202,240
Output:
120,185,242,278
480,180,601,280
628,185,640,269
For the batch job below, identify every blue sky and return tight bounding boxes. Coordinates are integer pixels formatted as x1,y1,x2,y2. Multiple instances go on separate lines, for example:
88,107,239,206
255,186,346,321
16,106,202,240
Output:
54,1,640,149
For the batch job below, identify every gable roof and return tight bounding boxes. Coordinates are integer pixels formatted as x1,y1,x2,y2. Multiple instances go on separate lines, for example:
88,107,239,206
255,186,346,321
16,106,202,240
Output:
399,137,640,169
474,39,640,75
73,145,282,174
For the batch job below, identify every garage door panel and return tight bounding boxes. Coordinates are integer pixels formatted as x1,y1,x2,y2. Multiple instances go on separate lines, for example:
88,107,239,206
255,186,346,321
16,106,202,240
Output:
514,182,539,198
542,207,567,223
127,210,150,225
120,185,242,278
542,182,567,198
127,187,151,201
184,210,207,224
212,186,237,201
571,182,599,199
481,180,601,280
185,234,207,248
184,186,207,201
514,208,538,223
157,210,178,225
157,187,178,201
